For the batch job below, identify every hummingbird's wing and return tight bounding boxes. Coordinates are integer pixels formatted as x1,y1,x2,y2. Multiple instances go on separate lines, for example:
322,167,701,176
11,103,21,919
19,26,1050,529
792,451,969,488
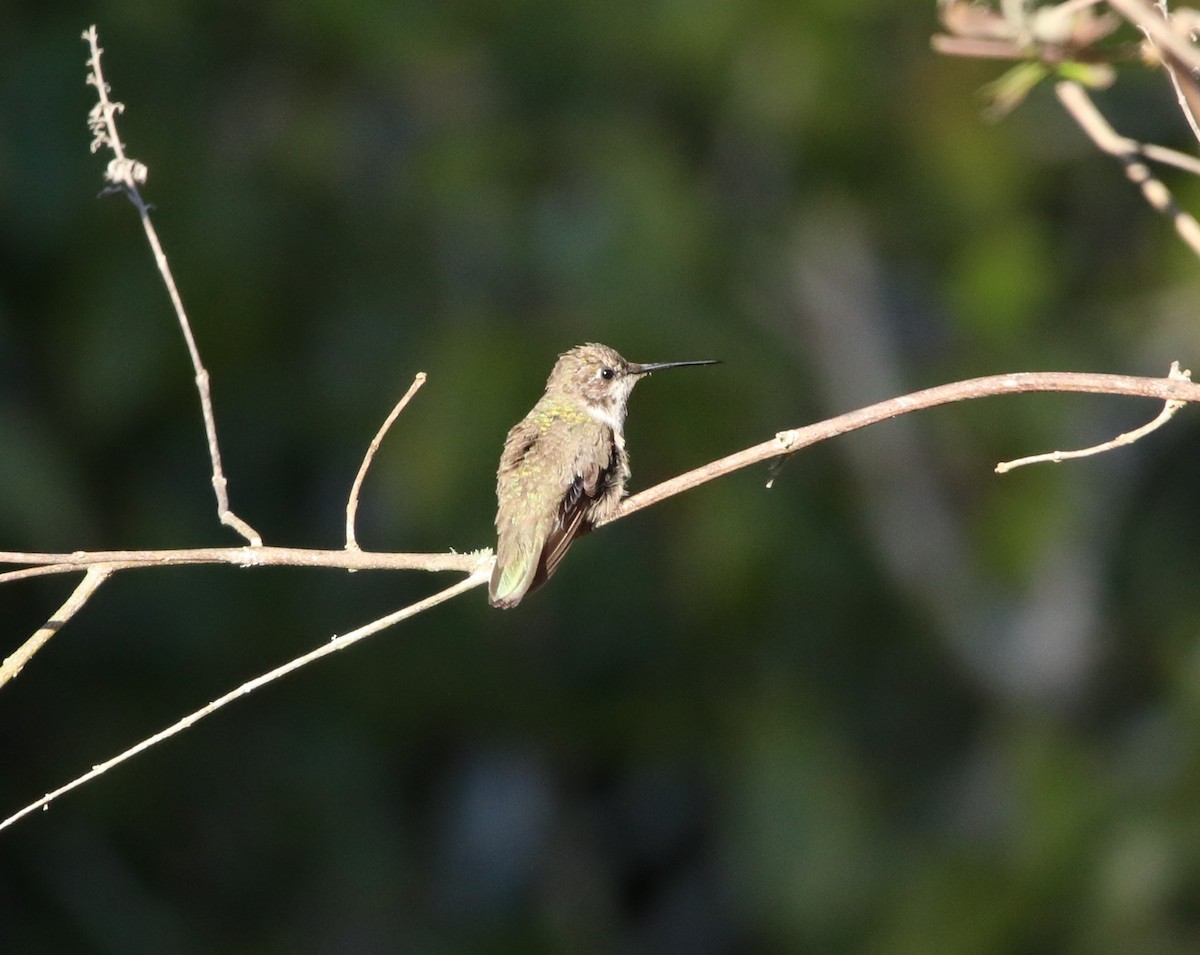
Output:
539,415,632,588
490,413,616,607
538,460,600,584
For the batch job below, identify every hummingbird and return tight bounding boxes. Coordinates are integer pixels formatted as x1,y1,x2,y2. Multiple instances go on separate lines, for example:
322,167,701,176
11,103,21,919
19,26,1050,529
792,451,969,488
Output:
489,343,719,609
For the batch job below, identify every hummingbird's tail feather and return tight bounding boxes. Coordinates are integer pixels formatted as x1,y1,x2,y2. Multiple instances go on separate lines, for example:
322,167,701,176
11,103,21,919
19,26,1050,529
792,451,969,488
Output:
489,507,591,609
489,549,538,609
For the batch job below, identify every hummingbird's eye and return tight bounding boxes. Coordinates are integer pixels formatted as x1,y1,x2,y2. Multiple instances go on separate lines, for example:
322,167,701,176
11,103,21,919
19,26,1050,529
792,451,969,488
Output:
600,367,615,380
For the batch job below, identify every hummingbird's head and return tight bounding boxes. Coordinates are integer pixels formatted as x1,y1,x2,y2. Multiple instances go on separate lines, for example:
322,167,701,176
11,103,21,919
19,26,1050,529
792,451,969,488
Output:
547,343,638,416
546,343,720,424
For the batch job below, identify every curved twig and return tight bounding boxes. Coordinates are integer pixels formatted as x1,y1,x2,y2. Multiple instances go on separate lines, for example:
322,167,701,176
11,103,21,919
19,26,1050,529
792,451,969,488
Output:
607,368,1200,524
346,372,427,550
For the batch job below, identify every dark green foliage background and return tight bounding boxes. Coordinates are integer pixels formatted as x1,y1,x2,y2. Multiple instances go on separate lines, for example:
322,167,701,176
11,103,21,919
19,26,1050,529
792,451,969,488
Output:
4,3,1200,952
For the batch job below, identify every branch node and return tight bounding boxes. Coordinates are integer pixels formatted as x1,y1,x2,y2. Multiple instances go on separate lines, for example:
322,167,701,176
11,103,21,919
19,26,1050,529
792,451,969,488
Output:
0,566,112,691
104,156,148,189
1056,80,1200,258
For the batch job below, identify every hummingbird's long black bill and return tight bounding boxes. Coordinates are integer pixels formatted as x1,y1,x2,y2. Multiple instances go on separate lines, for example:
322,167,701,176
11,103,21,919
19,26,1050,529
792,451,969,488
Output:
627,358,721,375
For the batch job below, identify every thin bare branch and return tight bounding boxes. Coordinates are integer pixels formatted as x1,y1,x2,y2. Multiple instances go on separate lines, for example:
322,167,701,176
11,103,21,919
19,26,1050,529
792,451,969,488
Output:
0,545,483,584
603,368,1200,526
0,567,112,689
346,372,427,550
83,26,261,546
931,35,1032,59
996,361,1191,471
0,561,491,832
1056,80,1200,258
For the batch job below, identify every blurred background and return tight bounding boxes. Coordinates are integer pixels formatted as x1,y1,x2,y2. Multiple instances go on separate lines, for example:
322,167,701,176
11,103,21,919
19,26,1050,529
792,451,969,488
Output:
4,2,1200,952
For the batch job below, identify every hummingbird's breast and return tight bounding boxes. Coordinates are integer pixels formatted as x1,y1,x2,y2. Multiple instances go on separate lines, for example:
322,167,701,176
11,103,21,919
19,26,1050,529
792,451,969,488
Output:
496,395,628,528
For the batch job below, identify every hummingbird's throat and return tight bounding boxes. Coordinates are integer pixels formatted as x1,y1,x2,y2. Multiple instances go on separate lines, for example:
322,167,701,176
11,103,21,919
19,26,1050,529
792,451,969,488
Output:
585,401,624,434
